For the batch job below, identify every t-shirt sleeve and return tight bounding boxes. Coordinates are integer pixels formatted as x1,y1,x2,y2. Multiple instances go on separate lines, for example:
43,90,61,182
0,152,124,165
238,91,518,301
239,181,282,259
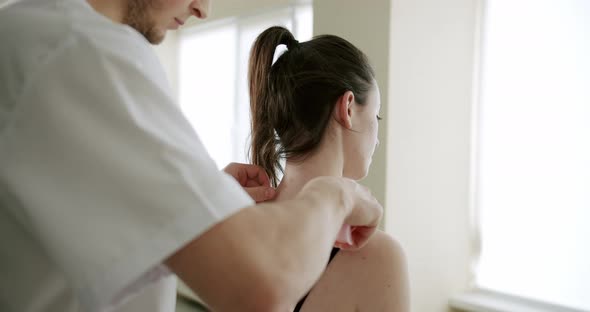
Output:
0,35,254,310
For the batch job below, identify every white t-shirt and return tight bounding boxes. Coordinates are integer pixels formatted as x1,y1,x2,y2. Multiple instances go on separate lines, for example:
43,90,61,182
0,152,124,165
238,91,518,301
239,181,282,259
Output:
0,0,254,311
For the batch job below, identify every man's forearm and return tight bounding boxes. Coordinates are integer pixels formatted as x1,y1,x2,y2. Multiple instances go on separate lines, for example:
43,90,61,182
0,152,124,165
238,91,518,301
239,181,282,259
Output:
165,180,351,312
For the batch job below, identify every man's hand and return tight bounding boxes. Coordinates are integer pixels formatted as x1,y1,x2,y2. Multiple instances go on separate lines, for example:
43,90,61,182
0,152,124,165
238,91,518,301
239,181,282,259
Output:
299,177,383,250
223,162,276,203
167,174,379,311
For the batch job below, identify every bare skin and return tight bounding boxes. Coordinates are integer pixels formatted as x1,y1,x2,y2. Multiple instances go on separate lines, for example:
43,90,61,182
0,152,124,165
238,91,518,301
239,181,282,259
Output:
271,86,410,312
275,175,409,312
301,232,409,312
274,170,409,312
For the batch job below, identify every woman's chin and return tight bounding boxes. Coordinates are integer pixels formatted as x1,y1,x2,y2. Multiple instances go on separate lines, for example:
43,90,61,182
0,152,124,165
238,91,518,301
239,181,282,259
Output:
345,169,370,181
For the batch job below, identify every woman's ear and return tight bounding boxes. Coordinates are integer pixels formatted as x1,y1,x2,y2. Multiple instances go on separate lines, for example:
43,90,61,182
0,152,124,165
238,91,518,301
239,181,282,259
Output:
334,91,355,129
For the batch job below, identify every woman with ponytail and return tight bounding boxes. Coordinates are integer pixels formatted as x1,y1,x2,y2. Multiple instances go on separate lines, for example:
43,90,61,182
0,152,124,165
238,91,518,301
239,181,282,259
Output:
248,26,409,311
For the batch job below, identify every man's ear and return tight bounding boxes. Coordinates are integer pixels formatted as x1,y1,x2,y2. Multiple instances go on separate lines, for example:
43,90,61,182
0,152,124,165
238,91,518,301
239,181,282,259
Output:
334,91,355,129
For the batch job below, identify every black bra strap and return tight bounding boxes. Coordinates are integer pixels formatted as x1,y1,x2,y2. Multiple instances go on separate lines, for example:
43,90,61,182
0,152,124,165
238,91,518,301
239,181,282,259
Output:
293,248,341,312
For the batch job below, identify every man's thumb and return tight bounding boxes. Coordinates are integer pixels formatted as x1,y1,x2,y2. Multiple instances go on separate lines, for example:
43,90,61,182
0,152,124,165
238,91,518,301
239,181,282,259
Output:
246,186,276,203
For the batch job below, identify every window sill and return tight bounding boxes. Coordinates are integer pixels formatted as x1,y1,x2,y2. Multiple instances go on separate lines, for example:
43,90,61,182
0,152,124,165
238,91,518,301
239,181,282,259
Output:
449,289,588,312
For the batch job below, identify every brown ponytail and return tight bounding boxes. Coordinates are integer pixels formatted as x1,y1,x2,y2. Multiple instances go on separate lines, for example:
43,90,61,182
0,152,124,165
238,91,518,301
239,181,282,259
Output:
248,26,375,187
248,26,298,187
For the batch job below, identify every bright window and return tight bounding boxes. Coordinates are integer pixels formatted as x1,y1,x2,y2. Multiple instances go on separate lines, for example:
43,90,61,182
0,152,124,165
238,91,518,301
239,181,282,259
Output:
475,0,590,310
0,0,18,9
177,4,313,168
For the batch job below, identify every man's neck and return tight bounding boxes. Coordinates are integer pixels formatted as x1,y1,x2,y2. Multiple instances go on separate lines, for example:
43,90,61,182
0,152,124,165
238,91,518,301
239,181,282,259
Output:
86,0,125,23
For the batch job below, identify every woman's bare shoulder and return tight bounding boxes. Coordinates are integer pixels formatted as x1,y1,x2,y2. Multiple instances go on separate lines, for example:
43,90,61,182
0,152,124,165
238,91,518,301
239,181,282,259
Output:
300,230,410,311
338,230,407,267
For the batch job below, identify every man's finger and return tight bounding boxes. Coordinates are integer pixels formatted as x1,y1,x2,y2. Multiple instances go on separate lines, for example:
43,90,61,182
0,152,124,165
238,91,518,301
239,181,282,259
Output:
246,180,260,188
245,186,276,203
243,164,271,187
223,163,271,187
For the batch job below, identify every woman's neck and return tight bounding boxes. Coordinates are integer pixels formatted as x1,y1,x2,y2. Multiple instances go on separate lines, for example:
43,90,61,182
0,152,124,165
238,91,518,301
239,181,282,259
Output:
274,147,344,201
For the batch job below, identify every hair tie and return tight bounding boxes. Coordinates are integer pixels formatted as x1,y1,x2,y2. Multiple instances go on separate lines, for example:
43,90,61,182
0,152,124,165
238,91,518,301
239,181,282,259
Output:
271,44,289,67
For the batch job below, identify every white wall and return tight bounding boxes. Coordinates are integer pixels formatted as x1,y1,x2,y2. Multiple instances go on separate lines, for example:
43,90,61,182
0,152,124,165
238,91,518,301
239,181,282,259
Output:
386,0,481,311
313,0,391,222
0,0,17,9
314,2,480,311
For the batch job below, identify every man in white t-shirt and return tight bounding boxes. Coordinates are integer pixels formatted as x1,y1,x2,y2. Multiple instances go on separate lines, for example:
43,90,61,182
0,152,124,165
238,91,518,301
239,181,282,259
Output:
0,0,383,311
